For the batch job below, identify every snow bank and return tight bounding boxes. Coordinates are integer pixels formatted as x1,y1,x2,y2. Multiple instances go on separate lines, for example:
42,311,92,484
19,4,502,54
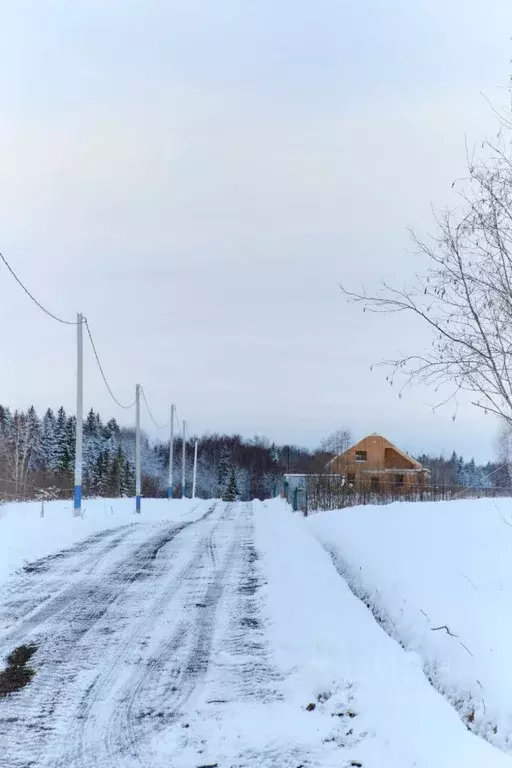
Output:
307,497,512,754
0,497,210,590
257,499,510,767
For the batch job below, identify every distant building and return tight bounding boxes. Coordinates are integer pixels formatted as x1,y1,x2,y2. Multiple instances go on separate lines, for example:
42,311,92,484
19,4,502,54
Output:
328,434,429,493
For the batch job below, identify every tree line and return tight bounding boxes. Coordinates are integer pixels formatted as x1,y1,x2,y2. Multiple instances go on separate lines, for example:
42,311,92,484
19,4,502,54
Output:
0,405,291,501
414,452,508,490
0,405,505,502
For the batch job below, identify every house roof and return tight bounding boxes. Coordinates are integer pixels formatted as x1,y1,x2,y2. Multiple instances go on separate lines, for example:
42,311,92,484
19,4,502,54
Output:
327,434,425,470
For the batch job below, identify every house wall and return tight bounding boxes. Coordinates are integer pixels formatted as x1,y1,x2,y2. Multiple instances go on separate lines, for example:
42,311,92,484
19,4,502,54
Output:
330,435,427,492
330,435,391,473
384,447,414,470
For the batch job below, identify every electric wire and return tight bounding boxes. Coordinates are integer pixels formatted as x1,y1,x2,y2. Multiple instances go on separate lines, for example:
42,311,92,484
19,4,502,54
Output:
451,462,508,498
0,252,79,325
0,252,195,480
84,320,136,410
140,387,172,429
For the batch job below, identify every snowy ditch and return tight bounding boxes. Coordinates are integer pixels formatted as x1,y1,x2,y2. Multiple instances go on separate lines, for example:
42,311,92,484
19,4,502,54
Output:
257,500,509,767
307,497,512,755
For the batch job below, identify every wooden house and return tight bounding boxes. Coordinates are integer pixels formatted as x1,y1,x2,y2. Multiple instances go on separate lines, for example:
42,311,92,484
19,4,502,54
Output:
327,434,429,493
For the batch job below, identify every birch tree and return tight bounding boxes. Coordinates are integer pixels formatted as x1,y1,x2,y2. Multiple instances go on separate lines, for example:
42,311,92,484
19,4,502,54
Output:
341,129,512,425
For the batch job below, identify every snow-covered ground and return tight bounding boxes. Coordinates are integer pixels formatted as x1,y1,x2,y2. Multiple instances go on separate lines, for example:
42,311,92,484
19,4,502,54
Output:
307,497,512,755
0,496,210,590
257,500,510,768
0,497,510,766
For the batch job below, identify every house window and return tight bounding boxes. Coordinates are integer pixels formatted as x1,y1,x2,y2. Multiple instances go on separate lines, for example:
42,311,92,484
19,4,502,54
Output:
346,473,355,486
355,450,367,463
395,474,405,488
371,476,379,492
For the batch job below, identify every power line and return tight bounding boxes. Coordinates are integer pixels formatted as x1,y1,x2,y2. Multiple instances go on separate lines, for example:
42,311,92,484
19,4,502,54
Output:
0,250,186,438
0,252,79,325
452,462,507,499
84,320,136,410
140,387,172,429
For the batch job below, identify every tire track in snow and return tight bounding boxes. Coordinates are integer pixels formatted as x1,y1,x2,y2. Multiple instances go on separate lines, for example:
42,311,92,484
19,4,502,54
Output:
0,503,218,768
0,524,137,626
1,523,179,646
91,503,240,767
1,502,297,768
158,505,301,768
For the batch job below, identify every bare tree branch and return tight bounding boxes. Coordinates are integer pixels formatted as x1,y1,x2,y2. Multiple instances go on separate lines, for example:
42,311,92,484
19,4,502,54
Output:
431,625,458,637
341,132,512,425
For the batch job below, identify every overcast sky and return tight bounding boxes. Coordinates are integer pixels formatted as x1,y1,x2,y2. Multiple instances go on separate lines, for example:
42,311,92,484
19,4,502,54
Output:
0,1,511,462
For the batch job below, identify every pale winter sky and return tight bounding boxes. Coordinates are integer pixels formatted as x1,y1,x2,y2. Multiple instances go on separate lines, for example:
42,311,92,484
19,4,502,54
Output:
0,1,511,462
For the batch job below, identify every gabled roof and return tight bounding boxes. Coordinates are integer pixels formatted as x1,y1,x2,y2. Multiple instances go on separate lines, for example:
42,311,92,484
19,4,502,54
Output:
327,434,425,470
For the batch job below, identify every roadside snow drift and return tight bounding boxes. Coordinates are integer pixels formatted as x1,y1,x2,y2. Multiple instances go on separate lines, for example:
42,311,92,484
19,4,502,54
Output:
308,497,512,754
257,499,510,768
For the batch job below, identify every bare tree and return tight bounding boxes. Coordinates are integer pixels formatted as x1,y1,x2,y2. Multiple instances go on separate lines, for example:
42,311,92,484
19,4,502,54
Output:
341,128,512,425
5,411,34,496
320,428,352,456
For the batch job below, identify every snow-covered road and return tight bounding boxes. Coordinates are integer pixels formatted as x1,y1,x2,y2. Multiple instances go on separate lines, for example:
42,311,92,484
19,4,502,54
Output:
1,501,264,767
1,499,511,767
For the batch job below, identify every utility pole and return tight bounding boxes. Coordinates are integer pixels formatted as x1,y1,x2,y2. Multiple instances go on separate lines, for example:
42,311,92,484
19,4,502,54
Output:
182,420,187,498
73,313,84,517
168,404,175,499
135,383,141,513
192,440,198,498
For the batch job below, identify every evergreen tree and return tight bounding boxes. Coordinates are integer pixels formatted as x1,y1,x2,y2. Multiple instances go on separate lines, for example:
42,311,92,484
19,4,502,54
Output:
104,448,115,493
84,408,98,439
66,415,76,467
55,407,72,473
104,418,120,441
122,455,134,497
83,409,100,493
217,447,231,497
455,455,465,486
0,405,11,439
269,442,280,465
466,458,477,487
0,405,11,467
103,445,128,497
224,467,239,501
235,466,250,501
26,406,42,470
95,450,108,496
41,408,58,470
94,411,103,437
493,462,510,489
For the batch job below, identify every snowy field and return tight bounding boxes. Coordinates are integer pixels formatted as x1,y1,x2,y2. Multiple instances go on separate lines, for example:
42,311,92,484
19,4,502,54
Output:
308,497,512,755
0,496,510,766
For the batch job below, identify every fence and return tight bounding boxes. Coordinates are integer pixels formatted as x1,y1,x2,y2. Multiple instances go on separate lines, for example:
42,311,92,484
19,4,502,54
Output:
283,474,512,514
